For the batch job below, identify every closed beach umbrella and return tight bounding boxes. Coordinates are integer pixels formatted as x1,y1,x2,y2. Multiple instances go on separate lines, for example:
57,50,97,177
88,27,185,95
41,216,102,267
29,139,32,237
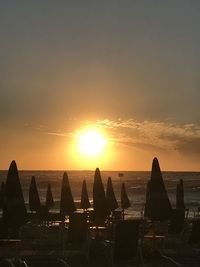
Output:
0,181,5,208
3,160,27,234
80,179,91,210
46,183,54,209
168,179,185,234
144,180,151,218
144,157,172,221
106,176,118,212
93,168,108,223
29,176,41,212
176,179,185,212
121,182,130,210
60,172,76,218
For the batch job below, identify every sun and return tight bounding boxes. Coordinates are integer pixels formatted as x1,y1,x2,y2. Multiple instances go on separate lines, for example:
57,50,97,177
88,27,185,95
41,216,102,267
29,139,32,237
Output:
69,126,112,168
78,130,107,157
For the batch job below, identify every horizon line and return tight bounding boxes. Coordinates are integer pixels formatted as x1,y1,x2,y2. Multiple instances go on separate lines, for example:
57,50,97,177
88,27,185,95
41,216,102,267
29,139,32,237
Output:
0,169,199,173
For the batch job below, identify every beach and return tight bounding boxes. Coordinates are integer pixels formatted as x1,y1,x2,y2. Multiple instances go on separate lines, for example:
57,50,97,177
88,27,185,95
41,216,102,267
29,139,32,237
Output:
1,162,200,267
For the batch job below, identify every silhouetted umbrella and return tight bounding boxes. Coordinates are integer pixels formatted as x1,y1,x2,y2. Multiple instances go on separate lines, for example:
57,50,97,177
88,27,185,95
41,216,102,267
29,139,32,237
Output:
169,179,185,234
80,179,91,210
93,168,108,223
1,181,5,190
144,157,172,221
29,176,41,212
106,176,118,212
46,183,54,210
121,182,130,210
121,182,130,220
0,181,5,209
144,180,151,218
176,179,185,212
3,160,27,234
60,172,76,218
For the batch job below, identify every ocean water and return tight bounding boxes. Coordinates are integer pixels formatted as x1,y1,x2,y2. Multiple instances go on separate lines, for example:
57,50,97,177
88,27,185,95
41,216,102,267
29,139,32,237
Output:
0,170,200,217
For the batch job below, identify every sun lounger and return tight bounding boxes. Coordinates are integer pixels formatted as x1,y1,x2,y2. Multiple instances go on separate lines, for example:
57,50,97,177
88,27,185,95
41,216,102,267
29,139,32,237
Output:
25,256,69,267
188,219,200,245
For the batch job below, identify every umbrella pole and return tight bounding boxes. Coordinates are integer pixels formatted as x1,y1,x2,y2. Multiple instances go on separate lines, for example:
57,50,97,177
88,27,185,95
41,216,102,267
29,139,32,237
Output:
122,209,125,220
60,216,65,257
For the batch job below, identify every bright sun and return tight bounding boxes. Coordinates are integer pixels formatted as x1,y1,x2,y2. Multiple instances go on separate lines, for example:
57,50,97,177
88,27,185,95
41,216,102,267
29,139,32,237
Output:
78,130,107,157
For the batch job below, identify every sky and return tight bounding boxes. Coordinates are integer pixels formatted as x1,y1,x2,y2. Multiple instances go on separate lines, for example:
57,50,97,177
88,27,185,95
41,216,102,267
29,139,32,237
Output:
0,1,200,171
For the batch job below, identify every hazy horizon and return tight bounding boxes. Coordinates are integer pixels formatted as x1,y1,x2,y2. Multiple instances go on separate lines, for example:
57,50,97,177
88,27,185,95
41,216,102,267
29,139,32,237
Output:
0,165,199,172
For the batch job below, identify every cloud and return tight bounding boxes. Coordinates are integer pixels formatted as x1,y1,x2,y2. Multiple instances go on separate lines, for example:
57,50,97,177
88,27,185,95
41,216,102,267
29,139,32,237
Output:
176,138,200,155
47,132,69,137
96,119,200,155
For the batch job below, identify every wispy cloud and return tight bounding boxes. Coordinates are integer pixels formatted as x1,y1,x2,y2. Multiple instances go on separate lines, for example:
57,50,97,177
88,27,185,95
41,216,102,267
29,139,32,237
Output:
47,132,70,137
96,119,200,155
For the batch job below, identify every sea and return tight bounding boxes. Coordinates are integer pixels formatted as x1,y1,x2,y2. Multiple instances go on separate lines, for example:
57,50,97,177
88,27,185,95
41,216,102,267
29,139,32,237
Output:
0,170,200,217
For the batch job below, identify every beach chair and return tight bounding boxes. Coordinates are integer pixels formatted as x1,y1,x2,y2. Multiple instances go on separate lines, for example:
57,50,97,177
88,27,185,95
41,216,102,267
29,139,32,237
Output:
0,258,15,267
159,219,200,266
112,219,142,266
188,219,200,245
185,208,189,219
0,258,29,267
12,258,29,267
25,256,69,267
112,210,123,222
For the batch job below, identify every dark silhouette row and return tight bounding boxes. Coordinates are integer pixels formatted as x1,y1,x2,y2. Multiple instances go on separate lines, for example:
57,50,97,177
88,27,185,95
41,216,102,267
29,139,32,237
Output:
0,157,195,267
0,157,187,239
0,161,130,237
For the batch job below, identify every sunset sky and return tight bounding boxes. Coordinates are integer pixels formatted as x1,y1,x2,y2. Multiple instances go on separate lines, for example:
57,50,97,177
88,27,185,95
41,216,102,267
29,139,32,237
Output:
1,1,200,171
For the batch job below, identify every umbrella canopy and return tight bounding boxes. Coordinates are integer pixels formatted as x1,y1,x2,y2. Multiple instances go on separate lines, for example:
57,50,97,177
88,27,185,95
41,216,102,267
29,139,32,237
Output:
93,168,109,223
121,182,131,210
106,176,118,212
176,179,185,212
60,172,76,217
29,176,41,212
80,179,91,210
46,183,54,209
3,160,27,231
144,157,172,221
